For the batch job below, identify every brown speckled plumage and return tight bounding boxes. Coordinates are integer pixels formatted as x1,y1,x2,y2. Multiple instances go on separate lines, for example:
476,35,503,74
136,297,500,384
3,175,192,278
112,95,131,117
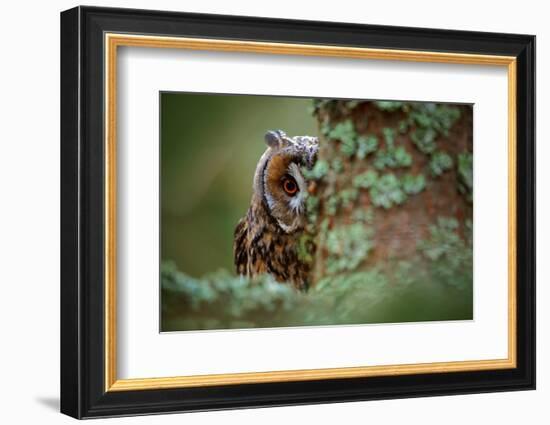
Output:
233,130,318,291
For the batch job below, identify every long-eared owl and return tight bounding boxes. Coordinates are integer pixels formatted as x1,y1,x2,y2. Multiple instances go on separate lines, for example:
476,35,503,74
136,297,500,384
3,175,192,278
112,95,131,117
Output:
233,130,318,291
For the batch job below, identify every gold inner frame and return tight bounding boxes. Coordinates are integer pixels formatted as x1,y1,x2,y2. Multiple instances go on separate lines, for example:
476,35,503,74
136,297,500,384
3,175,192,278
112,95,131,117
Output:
104,33,518,392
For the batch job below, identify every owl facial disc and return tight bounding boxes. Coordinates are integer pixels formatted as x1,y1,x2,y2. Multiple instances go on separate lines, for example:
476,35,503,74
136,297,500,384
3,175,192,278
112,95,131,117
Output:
255,130,319,234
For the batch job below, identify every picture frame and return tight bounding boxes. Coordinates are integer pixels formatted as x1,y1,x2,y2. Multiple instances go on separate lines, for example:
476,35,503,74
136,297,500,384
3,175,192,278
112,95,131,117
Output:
60,5,535,419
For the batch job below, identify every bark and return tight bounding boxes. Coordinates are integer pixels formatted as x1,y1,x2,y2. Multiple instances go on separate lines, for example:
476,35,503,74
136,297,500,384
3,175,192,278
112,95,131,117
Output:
306,100,473,285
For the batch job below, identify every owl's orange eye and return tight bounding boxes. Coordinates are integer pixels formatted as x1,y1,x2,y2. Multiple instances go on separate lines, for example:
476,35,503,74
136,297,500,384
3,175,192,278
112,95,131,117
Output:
282,177,298,196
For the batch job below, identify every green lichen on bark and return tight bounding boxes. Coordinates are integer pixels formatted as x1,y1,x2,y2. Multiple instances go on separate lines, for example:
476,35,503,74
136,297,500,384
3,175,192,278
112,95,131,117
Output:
457,152,473,202
307,98,473,285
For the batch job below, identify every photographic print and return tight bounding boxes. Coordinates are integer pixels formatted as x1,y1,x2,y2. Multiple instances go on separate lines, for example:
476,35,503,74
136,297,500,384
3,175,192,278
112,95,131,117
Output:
160,93,474,332
61,8,535,417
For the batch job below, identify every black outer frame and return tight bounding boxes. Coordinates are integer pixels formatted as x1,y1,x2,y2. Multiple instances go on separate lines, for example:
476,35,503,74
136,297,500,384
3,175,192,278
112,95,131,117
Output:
60,5,536,419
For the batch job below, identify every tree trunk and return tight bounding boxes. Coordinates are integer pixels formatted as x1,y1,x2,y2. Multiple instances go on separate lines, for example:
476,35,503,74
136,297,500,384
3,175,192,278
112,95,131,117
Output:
305,100,473,286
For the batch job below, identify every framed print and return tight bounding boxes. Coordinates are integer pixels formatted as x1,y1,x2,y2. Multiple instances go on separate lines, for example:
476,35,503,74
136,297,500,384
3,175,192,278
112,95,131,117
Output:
60,6,536,419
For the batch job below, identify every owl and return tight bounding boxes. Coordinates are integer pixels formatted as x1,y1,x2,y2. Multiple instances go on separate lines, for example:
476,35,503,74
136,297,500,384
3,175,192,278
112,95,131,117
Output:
233,130,319,291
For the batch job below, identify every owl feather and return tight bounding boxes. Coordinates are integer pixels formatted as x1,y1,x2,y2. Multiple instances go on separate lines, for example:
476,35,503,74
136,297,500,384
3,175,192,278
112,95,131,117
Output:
233,130,318,290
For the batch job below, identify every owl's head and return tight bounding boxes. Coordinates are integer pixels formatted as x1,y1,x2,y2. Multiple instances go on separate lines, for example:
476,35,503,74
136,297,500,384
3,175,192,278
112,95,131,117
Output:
253,130,319,234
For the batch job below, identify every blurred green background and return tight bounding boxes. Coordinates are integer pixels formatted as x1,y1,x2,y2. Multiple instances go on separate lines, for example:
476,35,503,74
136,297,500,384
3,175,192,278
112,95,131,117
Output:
161,93,317,276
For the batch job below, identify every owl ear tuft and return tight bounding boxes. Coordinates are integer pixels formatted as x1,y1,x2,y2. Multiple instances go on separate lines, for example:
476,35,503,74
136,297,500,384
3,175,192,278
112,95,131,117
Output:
265,130,287,149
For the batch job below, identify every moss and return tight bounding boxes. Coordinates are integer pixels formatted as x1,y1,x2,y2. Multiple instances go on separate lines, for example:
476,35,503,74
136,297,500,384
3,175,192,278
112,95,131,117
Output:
326,194,341,216
319,217,330,234
302,159,329,180
340,139,357,157
306,195,320,215
411,127,438,154
389,260,417,286
340,188,359,208
331,157,344,173
374,100,405,112
382,127,395,145
329,120,357,157
373,130,412,170
161,262,298,317
429,151,454,176
305,195,320,227
409,103,461,154
311,98,339,116
296,233,316,264
320,121,332,137
356,135,378,159
325,223,374,274
393,146,413,167
354,172,425,205
162,251,473,331
409,103,461,136
397,120,409,134
418,217,473,289
374,147,412,169
352,207,374,224
353,170,378,189
401,173,426,195
315,269,388,293
369,173,407,209
457,152,473,202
